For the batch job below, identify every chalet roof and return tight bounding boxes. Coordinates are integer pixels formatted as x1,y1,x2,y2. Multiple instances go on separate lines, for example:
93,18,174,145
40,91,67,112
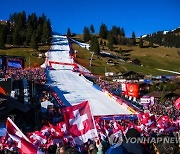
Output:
0,93,29,117
122,71,144,77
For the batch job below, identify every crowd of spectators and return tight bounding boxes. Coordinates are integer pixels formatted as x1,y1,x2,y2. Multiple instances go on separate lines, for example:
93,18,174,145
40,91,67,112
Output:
1,125,179,154
98,79,121,95
39,88,63,125
0,68,180,153
98,78,180,118
149,97,180,120
1,67,46,84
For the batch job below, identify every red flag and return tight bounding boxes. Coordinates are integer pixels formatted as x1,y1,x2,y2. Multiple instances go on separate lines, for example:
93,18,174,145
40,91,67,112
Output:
19,138,37,154
6,117,30,142
174,97,180,110
48,123,64,139
28,131,47,145
137,113,156,128
62,101,98,145
6,117,38,153
56,121,67,135
156,116,174,132
111,119,121,134
138,113,150,125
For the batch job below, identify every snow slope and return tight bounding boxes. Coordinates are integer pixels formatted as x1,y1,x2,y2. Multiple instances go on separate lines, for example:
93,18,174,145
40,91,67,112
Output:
70,38,90,50
46,35,133,116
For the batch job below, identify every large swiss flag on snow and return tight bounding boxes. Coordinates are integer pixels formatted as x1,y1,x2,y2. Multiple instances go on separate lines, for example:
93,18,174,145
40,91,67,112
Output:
62,101,98,145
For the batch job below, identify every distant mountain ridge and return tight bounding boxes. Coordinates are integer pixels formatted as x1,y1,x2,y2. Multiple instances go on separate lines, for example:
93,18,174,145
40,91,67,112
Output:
141,27,180,38
141,27,180,48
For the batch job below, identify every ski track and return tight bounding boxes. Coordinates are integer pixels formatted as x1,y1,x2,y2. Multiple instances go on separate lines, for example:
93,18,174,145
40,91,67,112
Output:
46,35,133,116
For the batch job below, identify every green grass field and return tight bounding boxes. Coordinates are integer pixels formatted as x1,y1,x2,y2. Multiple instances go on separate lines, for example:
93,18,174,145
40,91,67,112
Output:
0,46,50,67
72,35,180,76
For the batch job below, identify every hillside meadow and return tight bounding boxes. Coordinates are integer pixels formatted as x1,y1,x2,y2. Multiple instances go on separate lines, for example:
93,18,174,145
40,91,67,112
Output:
72,35,180,76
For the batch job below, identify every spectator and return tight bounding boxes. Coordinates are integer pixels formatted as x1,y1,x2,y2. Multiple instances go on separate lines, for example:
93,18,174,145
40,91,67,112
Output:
122,128,149,154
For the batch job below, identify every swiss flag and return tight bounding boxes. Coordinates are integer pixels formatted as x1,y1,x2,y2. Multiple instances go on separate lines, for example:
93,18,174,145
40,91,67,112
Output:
28,130,47,145
62,101,98,145
137,113,156,128
56,121,67,135
174,97,180,110
156,115,174,132
6,117,38,154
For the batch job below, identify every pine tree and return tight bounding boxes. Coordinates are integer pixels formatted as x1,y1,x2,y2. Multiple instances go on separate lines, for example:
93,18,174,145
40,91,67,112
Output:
149,38,153,47
30,31,38,49
36,24,42,43
121,28,125,37
21,11,26,29
99,23,108,39
42,22,49,44
99,39,103,45
31,13,38,30
139,38,143,48
107,32,113,50
26,24,33,45
83,26,91,42
47,19,52,42
67,27,71,37
13,27,20,46
111,26,118,36
132,31,136,45
90,24,95,33
110,26,119,44
0,26,6,49
90,36,100,55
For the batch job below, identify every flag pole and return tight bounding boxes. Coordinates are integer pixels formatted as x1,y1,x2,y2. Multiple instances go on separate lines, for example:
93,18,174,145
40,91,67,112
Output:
87,101,98,139
7,117,30,142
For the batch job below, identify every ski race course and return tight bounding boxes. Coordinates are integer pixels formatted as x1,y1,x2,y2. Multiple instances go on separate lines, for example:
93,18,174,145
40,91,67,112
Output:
44,35,135,116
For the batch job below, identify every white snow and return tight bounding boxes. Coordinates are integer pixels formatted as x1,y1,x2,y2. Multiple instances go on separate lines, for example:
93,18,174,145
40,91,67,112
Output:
163,31,169,34
70,38,90,50
46,35,133,116
155,68,180,75
141,34,147,38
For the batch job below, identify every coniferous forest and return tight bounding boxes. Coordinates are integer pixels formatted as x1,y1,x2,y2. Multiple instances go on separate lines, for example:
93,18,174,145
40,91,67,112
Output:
143,29,180,48
82,23,180,54
0,11,52,49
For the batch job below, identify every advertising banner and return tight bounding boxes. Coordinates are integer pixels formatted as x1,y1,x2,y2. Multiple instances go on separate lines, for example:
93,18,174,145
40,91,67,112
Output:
140,96,151,104
7,59,22,69
126,83,139,98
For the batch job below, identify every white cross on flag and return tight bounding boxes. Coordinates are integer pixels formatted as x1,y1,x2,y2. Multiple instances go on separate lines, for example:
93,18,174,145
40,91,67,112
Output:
56,121,67,135
62,101,98,145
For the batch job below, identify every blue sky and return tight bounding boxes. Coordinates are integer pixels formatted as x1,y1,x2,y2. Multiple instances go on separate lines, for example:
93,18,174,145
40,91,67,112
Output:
0,0,180,37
